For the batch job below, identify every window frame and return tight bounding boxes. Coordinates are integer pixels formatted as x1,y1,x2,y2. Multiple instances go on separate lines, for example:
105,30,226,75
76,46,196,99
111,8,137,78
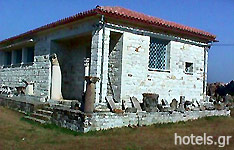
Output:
184,62,194,75
24,46,35,63
148,37,171,72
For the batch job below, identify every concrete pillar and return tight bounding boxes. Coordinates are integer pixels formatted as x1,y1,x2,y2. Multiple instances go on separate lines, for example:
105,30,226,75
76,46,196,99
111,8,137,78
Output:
90,29,102,104
84,76,100,113
90,28,110,104
100,29,110,103
50,54,63,100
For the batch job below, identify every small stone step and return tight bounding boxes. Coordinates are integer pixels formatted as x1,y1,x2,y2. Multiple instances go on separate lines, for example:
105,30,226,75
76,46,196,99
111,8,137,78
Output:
43,106,53,111
24,116,46,124
54,104,71,109
36,109,53,116
31,113,51,121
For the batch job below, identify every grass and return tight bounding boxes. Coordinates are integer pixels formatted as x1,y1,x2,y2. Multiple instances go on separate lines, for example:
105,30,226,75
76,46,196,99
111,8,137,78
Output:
0,106,233,150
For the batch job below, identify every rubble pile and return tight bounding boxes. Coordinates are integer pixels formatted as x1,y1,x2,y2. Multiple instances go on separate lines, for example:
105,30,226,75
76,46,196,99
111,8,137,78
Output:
207,80,234,108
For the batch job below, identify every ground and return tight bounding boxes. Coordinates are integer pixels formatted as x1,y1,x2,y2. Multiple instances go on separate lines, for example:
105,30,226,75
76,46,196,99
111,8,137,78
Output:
0,106,233,150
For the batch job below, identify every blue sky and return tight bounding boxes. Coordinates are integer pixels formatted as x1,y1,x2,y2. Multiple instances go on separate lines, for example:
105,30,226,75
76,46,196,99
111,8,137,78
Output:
0,0,233,83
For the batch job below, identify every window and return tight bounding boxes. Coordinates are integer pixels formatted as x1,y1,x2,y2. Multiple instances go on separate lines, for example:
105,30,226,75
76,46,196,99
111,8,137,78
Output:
185,62,193,74
26,47,34,63
148,37,170,70
15,49,22,64
5,51,12,65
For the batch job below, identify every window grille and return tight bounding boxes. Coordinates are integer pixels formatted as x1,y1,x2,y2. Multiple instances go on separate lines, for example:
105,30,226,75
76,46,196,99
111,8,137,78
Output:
149,38,169,70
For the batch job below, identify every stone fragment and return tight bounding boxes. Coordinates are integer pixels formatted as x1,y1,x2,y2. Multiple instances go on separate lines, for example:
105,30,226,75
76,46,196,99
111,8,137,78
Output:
161,99,169,106
94,104,110,112
145,107,159,112
202,102,215,110
142,93,159,112
224,94,233,105
184,101,193,110
177,96,185,112
170,98,178,111
125,107,137,113
130,97,142,112
106,96,117,111
113,108,124,114
214,103,225,110
157,104,163,112
162,106,173,113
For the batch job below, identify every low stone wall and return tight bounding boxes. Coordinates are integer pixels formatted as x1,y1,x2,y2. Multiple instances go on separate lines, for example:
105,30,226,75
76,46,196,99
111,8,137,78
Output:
51,107,85,132
0,95,44,113
84,110,230,132
50,107,231,133
0,96,231,133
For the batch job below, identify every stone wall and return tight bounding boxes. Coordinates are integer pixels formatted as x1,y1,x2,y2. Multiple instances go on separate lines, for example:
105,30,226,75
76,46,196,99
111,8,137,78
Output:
50,106,230,133
0,96,230,133
0,18,99,100
0,40,51,99
120,31,206,104
51,107,85,132
84,110,230,132
0,95,44,113
50,36,91,100
107,32,123,102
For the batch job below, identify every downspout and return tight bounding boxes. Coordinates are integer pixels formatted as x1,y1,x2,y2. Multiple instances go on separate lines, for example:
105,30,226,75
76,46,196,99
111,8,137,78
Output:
99,15,105,103
203,44,211,101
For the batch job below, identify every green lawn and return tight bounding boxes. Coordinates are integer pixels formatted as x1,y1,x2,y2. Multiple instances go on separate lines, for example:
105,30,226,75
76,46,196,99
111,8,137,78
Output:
0,106,233,150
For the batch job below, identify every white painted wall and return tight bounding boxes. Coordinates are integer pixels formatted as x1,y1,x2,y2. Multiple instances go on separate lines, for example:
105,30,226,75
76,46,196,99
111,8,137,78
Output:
120,32,206,103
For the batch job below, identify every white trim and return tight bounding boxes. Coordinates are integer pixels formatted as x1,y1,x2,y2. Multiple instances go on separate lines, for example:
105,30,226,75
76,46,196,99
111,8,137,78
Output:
105,23,209,47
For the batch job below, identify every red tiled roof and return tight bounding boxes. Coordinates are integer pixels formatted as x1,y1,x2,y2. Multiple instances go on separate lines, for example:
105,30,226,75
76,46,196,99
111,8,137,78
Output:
0,6,216,45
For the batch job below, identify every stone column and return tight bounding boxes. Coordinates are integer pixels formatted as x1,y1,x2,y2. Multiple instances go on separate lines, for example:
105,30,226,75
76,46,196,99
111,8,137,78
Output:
84,76,100,113
25,82,34,95
50,54,63,100
83,58,90,92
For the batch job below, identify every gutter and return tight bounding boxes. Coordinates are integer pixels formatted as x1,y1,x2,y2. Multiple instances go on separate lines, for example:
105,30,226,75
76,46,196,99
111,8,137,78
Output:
203,45,210,100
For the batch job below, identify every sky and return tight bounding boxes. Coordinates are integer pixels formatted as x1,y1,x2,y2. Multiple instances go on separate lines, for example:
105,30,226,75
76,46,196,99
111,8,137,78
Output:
0,0,233,83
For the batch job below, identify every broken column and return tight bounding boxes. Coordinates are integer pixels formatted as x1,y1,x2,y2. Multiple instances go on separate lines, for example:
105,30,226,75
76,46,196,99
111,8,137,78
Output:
50,54,63,100
142,93,159,112
177,96,185,112
25,82,34,95
170,98,178,111
84,76,100,113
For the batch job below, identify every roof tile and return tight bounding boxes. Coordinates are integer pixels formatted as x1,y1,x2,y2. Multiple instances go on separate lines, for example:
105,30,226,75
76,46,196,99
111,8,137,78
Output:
0,6,216,45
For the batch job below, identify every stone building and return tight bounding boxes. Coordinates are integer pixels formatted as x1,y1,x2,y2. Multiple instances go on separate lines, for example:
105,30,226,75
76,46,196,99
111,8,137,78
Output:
0,6,217,110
